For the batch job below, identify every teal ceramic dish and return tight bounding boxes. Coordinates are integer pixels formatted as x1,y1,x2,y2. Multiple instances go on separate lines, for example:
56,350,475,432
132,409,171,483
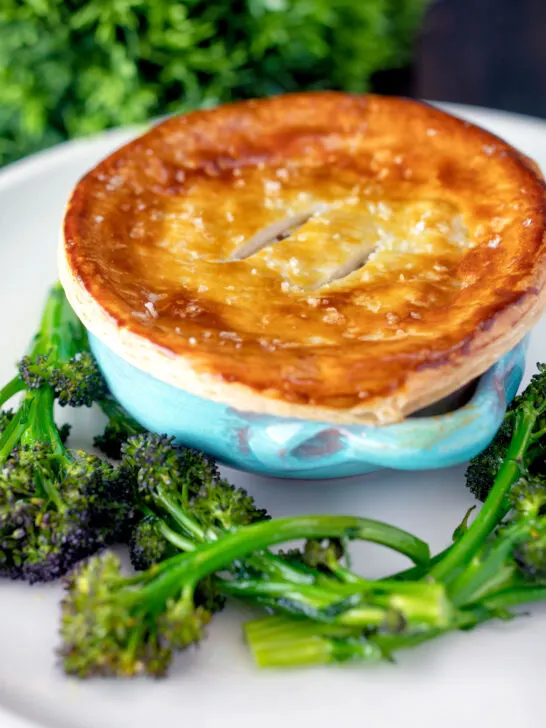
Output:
89,333,527,479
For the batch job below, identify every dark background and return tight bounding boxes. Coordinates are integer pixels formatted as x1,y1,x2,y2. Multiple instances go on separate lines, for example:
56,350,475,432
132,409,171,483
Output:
374,0,546,119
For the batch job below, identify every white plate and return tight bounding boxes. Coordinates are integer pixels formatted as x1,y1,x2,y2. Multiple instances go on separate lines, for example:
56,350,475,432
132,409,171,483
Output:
0,102,545,728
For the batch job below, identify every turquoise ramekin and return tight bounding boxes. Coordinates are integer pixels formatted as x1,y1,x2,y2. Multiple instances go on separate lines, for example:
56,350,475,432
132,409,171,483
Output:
89,333,527,479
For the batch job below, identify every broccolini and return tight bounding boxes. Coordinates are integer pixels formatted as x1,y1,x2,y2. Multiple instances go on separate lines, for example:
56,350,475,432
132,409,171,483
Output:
0,283,131,581
244,363,546,667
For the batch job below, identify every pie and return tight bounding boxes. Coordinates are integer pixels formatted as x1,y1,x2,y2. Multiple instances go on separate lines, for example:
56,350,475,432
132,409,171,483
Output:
59,92,546,425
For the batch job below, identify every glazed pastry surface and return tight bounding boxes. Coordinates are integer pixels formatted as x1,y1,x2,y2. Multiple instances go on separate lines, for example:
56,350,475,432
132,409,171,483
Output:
61,92,546,423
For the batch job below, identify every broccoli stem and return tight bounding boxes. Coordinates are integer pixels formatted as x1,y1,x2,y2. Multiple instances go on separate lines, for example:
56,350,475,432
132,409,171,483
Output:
0,376,25,408
29,282,84,361
0,284,88,465
150,479,430,598
25,386,64,453
97,397,142,433
447,525,527,607
246,551,318,585
374,584,546,654
155,486,206,542
430,402,538,583
244,584,546,668
128,514,430,611
384,509,478,583
160,491,429,567
0,401,31,462
157,513,316,586
245,614,357,642
246,618,383,667
387,546,450,581
134,455,433,624
93,397,145,459
25,388,70,508
477,584,546,610
154,509,443,626
225,579,388,624
524,441,546,466
222,577,450,627
155,517,197,553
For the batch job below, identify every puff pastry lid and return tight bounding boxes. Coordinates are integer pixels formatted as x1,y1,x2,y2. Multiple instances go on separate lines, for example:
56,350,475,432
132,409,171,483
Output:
60,92,546,425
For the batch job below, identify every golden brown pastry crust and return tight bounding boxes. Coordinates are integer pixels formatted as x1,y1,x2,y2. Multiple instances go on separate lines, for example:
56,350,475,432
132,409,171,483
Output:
60,92,546,424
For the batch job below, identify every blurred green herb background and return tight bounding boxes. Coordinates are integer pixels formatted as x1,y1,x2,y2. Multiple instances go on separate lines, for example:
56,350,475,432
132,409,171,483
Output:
0,0,430,167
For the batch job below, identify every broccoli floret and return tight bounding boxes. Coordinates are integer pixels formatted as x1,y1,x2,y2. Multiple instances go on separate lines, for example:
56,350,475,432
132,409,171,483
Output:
59,423,71,445
0,285,133,582
122,433,276,610
122,434,221,501
513,522,546,579
60,551,212,678
129,516,177,571
508,475,546,518
121,434,267,539
53,352,107,407
504,474,546,578
122,434,268,570
0,460,37,579
465,419,514,502
0,410,132,583
301,538,346,571
275,547,308,567
194,576,227,614
190,477,269,531
276,539,346,575
94,396,144,459
19,350,107,407
14,284,107,409
17,354,50,390
465,365,546,502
